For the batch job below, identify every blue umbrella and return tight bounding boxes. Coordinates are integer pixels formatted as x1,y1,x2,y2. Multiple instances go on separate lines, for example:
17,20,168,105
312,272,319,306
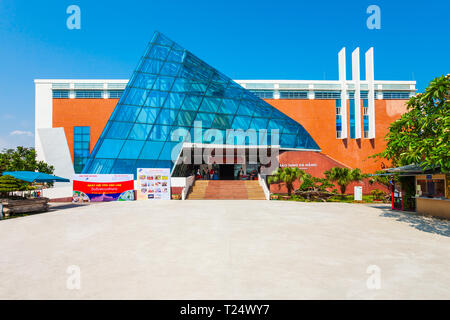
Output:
2,171,70,183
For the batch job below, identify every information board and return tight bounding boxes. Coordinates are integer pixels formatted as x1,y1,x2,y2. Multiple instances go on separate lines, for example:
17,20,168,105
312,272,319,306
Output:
73,174,135,203
137,168,171,200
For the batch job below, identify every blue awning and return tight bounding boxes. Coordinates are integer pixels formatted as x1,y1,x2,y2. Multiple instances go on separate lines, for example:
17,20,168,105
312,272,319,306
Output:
2,171,70,183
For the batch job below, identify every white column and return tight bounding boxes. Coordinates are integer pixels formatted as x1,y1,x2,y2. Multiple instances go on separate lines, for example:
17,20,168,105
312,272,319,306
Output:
365,47,375,139
338,47,348,139
352,48,361,139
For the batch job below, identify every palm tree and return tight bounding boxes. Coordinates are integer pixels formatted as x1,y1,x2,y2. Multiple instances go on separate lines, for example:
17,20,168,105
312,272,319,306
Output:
324,167,366,195
268,167,303,196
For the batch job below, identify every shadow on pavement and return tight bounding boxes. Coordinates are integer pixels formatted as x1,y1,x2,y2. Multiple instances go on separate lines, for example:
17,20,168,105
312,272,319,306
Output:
48,203,90,211
368,204,450,237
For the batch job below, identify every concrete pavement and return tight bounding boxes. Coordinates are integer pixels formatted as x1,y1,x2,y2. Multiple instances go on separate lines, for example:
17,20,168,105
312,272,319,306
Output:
0,200,449,299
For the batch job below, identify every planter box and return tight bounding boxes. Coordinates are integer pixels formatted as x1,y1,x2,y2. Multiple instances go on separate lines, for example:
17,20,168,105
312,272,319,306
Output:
0,198,49,215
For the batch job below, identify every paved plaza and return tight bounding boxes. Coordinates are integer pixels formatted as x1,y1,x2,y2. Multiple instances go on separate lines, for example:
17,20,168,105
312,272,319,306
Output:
1,200,449,299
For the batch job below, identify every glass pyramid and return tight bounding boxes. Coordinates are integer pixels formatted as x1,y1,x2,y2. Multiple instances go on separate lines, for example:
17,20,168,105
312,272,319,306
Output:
82,31,320,175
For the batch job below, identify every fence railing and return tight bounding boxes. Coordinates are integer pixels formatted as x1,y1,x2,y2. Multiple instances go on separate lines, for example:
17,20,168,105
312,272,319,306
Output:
258,174,270,200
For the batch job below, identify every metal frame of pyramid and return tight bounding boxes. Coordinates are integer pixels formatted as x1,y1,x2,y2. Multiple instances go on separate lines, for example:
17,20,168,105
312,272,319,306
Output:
82,31,320,175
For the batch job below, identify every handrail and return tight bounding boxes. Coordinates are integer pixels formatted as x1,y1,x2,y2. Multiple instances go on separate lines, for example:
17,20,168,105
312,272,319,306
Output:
182,175,195,200
258,173,270,200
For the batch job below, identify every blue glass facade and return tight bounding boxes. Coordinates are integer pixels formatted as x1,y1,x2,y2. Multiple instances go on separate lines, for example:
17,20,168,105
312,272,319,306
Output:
349,99,355,139
82,32,319,175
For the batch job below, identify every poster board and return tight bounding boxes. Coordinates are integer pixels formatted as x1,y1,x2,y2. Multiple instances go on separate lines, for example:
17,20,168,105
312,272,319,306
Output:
354,186,363,201
73,174,135,203
137,168,171,200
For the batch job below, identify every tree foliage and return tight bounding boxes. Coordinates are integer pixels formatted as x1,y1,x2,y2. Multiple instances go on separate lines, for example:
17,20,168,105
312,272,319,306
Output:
0,175,27,196
374,75,450,172
268,167,303,195
0,147,54,175
324,167,366,194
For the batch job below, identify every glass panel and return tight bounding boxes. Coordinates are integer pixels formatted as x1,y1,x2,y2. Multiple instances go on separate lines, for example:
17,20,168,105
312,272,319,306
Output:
114,105,141,122
136,107,160,124
198,97,221,113
194,112,215,128
123,88,148,106
166,50,185,63
159,62,181,76
155,109,178,125
148,125,171,141
175,110,196,127
106,121,133,139
181,95,202,111
133,73,156,89
235,100,254,117
111,159,137,174
118,140,145,159
96,139,125,158
129,123,153,140
172,78,192,93
164,92,185,109
153,76,175,91
212,114,234,130
147,45,170,60
143,90,168,107
139,141,164,160
217,98,239,115
232,116,251,130
154,33,173,47
139,58,164,74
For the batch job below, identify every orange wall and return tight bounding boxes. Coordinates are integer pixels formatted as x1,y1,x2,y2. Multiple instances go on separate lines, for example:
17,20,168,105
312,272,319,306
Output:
266,99,408,173
52,98,407,173
52,99,118,161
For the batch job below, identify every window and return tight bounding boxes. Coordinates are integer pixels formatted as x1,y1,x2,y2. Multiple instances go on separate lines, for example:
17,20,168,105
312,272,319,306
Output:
109,90,124,99
336,99,342,138
279,91,308,99
53,90,69,98
75,91,103,99
74,126,90,173
416,179,445,198
383,91,410,99
249,90,274,99
363,99,369,138
348,91,368,99
315,91,341,99
349,99,355,139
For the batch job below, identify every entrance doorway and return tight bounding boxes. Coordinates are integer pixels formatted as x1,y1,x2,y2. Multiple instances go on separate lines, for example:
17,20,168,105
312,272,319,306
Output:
218,164,235,180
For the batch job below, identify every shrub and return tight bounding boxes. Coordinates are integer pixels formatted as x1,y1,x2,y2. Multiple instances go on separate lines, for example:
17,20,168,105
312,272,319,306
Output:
370,189,386,201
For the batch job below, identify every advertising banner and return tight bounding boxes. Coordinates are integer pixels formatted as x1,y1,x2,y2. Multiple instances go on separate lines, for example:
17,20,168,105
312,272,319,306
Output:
137,168,171,200
73,174,135,203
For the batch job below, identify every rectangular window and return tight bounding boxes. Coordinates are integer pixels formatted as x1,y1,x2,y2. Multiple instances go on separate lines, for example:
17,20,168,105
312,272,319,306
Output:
75,91,103,99
73,126,90,173
279,91,308,99
335,99,342,138
417,179,445,198
348,91,368,100
382,91,411,99
349,99,355,139
53,90,69,98
249,90,274,99
363,99,369,138
109,90,124,99
315,91,341,99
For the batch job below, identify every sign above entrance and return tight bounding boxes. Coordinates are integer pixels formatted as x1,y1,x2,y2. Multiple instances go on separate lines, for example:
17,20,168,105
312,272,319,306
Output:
137,168,171,200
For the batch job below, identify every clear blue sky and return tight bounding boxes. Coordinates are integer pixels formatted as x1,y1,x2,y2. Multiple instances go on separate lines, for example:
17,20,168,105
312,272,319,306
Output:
0,0,448,149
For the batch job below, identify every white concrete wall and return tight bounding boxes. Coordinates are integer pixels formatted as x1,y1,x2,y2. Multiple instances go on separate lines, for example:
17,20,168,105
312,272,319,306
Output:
34,81,53,161
37,128,74,184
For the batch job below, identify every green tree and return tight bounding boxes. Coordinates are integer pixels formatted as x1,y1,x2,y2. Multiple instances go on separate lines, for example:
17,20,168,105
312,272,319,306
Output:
298,173,334,192
0,175,27,197
324,167,366,195
268,167,304,196
373,74,450,172
0,147,54,175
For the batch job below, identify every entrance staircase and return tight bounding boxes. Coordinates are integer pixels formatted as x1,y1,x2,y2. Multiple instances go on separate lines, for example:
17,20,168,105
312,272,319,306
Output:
187,180,266,200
